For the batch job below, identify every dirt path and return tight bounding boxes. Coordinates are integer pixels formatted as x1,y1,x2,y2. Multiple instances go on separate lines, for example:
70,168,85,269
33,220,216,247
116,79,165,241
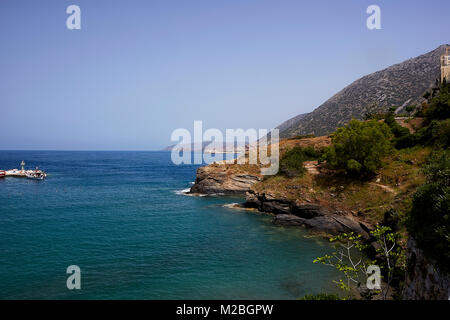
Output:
303,161,397,194
370,182,396,194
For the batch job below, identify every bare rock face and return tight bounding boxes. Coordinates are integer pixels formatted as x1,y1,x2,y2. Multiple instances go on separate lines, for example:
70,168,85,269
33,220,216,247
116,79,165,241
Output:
403,238,450,300
189,165,262,195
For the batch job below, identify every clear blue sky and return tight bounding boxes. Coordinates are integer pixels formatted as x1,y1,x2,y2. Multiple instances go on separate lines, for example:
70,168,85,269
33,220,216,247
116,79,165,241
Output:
0,0,448,150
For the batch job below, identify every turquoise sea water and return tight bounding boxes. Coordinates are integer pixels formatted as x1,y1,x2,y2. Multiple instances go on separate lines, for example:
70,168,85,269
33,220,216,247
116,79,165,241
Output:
0,151,339,299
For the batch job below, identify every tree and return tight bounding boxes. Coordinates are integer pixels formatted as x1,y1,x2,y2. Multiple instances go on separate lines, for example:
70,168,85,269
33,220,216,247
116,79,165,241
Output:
314,226,404,300
323,119,392,175
384,109,410,138
413,119,450,148
425,80,450,120
405,105,416,113
407,149,450,271
381,108,415,149
314,233,372,294
370,226,404,300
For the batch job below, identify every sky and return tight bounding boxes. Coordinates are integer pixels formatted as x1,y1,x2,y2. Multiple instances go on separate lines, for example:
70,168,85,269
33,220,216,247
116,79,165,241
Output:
0,0,448,150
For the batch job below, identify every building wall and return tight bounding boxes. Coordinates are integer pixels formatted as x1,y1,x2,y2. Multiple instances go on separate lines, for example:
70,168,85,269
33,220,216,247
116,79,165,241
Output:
442,65,450,82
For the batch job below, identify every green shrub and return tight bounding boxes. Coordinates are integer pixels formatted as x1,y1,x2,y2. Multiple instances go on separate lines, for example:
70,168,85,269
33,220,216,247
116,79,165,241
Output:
384,110,410,138
407,149,450,271
434,119,450,148
381,109,416,149
425,81,450,121
279,146,322,177
387,81,450,149
393,133,417,149
323,119,392,175
405,105,416,113
414,119,450,148
387,82,450,149
302,146,323,159
279,147,307,177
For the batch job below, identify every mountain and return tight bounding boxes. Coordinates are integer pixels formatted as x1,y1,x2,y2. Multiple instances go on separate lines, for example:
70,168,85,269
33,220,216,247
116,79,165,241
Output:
276,113,309,133
163,141,247,153
278,44,448,138
162,141,213,152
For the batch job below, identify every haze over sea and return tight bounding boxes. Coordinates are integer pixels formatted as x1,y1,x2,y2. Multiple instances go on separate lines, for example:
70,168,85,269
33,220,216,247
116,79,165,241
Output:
0,151,339,299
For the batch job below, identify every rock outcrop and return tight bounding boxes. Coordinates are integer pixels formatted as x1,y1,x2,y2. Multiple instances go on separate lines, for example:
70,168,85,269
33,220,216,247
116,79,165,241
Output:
189,165,262,194
403,238,450,300
244,190,371,236
189,136,330,195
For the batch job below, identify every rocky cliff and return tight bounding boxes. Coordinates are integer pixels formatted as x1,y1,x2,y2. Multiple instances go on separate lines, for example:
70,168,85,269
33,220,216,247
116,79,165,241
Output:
403,238,450,300
189,136,330,195
189,164,262,195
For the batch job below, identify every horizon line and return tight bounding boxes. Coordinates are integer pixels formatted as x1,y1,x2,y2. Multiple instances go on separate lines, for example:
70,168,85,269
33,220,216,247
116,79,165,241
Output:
0,149,168,152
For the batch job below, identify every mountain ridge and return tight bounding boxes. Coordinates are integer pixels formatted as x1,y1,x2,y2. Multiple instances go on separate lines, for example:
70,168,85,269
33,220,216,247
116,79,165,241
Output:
278,44,449,138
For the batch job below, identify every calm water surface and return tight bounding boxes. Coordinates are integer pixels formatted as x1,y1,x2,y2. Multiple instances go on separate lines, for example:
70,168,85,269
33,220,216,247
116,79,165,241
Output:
0,151,339,299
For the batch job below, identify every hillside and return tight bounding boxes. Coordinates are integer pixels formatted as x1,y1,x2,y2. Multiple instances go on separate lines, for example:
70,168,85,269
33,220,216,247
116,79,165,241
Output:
278,44,448,138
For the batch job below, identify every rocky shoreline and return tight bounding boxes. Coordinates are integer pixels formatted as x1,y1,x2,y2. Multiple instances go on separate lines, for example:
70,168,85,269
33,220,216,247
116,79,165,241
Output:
189,164,373,238
244,189,372,237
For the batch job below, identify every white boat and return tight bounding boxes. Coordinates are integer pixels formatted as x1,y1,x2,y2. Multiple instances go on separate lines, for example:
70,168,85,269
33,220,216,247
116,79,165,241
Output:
5,162,47,179
26,171,46,180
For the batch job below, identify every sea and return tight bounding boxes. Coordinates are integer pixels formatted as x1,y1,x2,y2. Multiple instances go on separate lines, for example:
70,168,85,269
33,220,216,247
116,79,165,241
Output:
0,151,339,299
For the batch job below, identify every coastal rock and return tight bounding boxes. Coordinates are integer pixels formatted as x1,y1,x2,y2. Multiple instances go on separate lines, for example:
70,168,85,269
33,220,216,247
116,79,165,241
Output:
244,191,261,207
272,214,306,226
244,190,291,214
261,200,291,215
403,238,450,300
245,190,370,236
190,165,261,195
291,202,325,219
273,213,367,236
